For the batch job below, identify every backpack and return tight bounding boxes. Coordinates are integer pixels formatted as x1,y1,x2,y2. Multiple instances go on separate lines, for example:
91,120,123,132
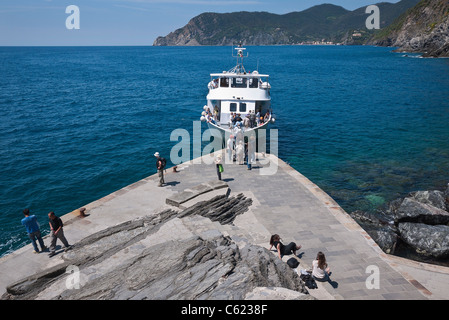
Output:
287,257,299,269
300,273,318,289
159,157,167,169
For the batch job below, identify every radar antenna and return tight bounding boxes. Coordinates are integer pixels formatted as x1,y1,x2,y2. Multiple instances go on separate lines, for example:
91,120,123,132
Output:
230,41,249,74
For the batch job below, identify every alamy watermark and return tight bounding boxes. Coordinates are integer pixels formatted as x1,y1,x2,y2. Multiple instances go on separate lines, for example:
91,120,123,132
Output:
65,265,87,290
66,5,80,30
170,122,278,176
366,5,380,30
365,265,380,290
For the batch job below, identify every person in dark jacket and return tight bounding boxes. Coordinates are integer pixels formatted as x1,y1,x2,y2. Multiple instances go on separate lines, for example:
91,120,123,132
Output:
48,211,71,257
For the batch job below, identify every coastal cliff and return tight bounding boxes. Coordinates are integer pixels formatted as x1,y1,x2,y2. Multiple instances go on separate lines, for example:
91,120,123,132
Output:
370,0,449,57
153,1,419,46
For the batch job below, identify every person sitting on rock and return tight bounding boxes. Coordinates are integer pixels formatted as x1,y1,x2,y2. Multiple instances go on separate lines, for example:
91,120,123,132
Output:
269,234,301,260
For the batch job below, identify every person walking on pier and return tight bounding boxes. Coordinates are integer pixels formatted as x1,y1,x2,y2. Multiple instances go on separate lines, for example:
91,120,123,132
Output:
21,209,47,254
269,234,302,260
48,211,71,257
154,152,166,187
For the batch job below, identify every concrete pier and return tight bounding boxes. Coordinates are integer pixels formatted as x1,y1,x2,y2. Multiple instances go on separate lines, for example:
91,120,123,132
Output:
1,152,448,300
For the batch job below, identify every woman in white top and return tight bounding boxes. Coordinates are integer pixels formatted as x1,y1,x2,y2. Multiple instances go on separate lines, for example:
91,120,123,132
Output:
312,251,331,282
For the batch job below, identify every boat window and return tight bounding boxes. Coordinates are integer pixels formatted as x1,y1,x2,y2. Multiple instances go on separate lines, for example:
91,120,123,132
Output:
249,78,259,88
239,103,247,113
230,103,237,112
231,77,247,88
220,78,229,88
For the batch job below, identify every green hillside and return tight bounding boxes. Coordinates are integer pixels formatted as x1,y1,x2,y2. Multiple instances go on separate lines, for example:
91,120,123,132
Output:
153,0,420,46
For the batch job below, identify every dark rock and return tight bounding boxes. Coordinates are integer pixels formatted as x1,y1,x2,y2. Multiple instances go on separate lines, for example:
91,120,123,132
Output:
398,222,449,259
408,190,447,211
384,197,404,217
350,183,449,262
350,210,393,228
444,183,449,206
367,229,399,255
178,193,252,225
396,198,449,225
350,210,398,254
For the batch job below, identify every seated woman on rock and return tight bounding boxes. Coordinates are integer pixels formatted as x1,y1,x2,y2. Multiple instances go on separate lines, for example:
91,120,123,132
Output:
269,234,301,260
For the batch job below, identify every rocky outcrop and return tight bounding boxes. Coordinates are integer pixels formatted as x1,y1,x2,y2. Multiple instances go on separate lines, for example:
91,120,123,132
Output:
350,183,449,261
2,194,309,300
371,0,449,57
398,222,449,258
395,197,449,225
350,210,398,254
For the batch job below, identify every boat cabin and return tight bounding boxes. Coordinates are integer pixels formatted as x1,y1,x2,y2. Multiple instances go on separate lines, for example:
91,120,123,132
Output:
206,72,271,128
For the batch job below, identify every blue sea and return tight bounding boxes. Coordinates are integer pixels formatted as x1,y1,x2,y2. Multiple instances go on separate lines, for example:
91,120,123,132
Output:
1,46,449,257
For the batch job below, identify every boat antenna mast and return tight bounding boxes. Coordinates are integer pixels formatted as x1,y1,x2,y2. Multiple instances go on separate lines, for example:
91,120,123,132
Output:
230,41,249,74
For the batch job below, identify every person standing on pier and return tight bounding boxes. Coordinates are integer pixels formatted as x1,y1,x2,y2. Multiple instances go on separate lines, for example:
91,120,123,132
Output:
21,209,47,254
247,135,256,170
48,211,71,257
226,135,235,162
154,152,166,187
215,154,223,181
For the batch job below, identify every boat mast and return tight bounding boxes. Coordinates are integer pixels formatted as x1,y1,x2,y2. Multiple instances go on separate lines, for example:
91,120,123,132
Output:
231,41,249,74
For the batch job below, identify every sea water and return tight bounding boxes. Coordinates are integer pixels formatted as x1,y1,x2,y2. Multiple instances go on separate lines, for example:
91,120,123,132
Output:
1,45,449,257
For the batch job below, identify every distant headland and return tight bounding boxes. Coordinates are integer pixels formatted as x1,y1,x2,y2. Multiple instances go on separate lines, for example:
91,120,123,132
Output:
153,0,449,58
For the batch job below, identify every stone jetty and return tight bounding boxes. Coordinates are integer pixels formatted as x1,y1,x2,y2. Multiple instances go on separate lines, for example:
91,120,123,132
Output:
1,152,449,300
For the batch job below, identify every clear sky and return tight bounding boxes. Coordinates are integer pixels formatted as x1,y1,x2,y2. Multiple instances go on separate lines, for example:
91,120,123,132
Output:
0,0,400,46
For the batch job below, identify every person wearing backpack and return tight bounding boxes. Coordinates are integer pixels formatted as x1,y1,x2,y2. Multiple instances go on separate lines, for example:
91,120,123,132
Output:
154,152,166,187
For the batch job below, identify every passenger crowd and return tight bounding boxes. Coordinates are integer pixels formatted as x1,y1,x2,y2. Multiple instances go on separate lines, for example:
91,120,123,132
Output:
202,106,271,130
228,110,271,129
225,133,257,170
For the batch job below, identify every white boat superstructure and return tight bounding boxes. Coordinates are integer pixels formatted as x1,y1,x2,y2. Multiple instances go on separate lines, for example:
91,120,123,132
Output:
201,44,274,136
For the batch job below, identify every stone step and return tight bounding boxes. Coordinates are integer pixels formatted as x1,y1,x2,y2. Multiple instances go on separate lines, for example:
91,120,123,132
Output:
166,180,228,208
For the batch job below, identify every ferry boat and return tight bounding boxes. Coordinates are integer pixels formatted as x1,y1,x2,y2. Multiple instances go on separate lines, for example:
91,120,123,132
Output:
200,43,274,139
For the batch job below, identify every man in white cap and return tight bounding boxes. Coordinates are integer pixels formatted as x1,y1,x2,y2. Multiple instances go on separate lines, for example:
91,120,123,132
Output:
154,152,166,187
